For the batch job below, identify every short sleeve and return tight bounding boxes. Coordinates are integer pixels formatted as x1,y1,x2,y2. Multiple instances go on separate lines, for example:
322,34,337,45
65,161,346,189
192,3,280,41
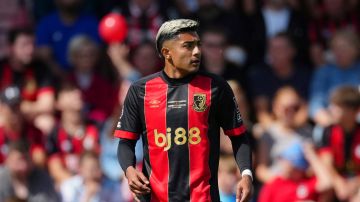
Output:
114,85,141,140
217,82,246,136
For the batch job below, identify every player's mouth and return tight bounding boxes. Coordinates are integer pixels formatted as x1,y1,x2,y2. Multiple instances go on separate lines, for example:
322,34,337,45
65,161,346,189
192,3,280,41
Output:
190,59,200,65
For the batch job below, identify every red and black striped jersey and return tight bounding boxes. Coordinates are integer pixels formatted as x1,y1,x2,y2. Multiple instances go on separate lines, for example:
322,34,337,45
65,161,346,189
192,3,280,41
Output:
114,70,246,202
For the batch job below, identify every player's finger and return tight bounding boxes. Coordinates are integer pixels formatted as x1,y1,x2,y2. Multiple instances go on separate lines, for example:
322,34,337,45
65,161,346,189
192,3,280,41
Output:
129,178,146,190
132,193,141,202
137,171,150,185
239,188,250,202
131,188,144,196
136,172,151,192
130,177,151,194
236,185,243,202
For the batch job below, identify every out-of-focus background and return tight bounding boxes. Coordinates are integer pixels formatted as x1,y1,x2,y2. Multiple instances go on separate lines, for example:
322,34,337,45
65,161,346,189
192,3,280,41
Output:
0,0,359,201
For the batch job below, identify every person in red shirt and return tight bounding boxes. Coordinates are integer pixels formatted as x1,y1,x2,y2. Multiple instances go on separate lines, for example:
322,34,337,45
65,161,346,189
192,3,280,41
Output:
46,83,100,185
259,141,332,202
319,86,360,201
0,28,56,134
0,86,45,167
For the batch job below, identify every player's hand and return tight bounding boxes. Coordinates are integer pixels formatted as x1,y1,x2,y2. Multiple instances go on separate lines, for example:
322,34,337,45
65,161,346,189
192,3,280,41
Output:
236,175,252,202
125,166,151,196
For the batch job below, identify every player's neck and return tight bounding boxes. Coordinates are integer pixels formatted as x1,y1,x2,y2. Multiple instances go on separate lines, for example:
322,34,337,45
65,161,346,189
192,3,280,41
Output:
163,65,192,79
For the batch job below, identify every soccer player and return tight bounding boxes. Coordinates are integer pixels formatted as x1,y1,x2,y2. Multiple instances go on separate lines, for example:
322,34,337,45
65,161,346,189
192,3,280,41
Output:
115,19,253,202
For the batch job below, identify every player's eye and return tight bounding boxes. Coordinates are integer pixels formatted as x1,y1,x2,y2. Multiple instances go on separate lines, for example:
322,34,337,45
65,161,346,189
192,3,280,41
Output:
183,43,193,49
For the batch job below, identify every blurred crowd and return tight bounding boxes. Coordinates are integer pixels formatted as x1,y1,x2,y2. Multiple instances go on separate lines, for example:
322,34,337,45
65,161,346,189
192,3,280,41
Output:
0,0,360,201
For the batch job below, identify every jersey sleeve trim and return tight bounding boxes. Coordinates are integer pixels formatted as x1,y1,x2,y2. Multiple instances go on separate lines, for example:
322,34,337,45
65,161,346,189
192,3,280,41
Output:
114,130,139,140
224,125,246,136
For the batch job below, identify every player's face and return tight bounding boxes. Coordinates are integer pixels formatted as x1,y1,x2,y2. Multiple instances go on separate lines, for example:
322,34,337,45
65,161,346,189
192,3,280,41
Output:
167,32,201,74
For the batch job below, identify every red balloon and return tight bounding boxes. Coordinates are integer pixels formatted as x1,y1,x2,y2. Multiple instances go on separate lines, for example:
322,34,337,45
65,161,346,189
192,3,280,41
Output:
99,13,128,43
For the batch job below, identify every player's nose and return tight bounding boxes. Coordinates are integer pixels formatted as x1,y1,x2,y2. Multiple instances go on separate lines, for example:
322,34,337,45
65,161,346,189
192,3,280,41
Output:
193,45,201,57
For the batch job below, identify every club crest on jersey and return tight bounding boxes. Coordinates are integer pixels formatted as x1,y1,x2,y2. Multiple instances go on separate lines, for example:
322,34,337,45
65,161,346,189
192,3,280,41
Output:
193,93,207,112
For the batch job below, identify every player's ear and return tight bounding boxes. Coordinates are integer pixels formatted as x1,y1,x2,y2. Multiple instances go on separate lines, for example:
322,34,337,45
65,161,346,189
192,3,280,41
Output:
161,47,171,60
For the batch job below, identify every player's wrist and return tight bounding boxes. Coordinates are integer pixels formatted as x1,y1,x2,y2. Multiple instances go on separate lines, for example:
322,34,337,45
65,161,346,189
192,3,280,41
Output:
125,166,136,177
241,169,253,182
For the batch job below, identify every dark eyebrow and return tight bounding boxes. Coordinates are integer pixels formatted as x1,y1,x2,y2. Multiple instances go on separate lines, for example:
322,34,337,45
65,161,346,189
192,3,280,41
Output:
182,40,201,45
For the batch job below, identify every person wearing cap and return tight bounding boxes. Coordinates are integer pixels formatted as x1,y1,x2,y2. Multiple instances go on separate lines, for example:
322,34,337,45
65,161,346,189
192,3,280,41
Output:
114,19,253,202
0,86,46,167
258,141,332,202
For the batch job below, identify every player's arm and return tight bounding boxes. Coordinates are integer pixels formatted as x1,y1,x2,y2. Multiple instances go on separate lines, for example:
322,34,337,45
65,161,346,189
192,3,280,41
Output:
114,84,150,195
230,134,252,178
230,132,252,202
117,139,150,195
218,81,252,202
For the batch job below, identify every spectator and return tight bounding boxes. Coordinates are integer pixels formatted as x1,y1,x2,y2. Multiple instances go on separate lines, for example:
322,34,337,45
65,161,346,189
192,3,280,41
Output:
258,141,332,201
60,151,122,202
192,0,249,49
110,0,168,48
0,28,56,132
247,33,311,126
131,41,161,77
0,0,31,58
308,0,360,67
0,142,59,202
247,0,309,64
256,87,311,183
107,41,160,106
218,154,239,202
67,35,117,122
35,0,100,75
319,86,360,201
46,84,100,185
0,86,46,167
309,29,360,126
200,27,246,87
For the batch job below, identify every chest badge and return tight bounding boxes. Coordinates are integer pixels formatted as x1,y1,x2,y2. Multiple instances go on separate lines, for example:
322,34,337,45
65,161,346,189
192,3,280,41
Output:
193,93,207,112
